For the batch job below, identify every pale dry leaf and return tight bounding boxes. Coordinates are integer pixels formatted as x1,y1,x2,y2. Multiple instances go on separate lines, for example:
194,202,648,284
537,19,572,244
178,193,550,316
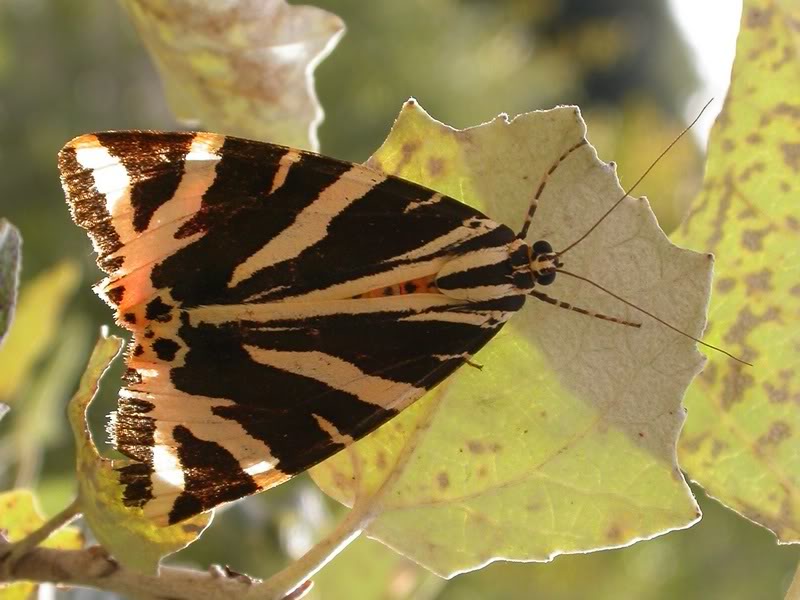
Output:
121,0,344,150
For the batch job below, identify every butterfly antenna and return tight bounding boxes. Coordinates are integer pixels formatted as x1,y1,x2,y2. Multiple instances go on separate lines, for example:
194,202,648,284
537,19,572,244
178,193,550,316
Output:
518,138,588,240
556,268,752,366
558,98,714,256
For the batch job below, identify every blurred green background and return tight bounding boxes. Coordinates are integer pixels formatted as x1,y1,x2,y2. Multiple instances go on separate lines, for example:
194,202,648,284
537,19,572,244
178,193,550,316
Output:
0,1,797,599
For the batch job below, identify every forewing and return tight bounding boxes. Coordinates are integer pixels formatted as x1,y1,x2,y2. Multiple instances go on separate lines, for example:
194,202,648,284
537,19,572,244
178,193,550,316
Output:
58,132,510,317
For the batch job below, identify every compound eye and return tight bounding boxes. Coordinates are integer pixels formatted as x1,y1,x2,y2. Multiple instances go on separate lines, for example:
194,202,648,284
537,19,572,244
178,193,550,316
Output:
532,240,553,255
537,272,556,286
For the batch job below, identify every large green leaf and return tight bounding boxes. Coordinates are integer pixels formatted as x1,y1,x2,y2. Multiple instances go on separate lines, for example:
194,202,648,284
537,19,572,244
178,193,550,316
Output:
68,335,211,574
311,101,709,576
120,0,344,150
0,219,21,346
674,0,800,543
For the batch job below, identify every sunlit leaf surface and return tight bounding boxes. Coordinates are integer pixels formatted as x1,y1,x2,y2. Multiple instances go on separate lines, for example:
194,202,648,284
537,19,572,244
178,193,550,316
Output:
121,0,344,150
674,0,800,543
311,101,709,576
68,335,211,574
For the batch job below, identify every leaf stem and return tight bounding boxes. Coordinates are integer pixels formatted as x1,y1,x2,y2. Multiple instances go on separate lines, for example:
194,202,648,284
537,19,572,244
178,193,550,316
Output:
259,499,376,599
786,559,800,600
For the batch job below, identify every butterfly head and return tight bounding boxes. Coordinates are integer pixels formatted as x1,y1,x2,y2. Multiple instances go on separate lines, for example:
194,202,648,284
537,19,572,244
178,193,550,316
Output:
529,240,561,286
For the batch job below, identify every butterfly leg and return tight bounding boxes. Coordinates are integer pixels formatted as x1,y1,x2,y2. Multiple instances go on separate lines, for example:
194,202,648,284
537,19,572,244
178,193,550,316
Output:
518,138,588,240
529,290,641,328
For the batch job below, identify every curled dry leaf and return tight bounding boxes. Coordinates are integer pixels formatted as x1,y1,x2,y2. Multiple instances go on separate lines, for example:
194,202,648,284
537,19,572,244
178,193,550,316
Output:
0,219,21,345
310,100,709,576
121,0,344,150
67,335,211,574
675,0,800,543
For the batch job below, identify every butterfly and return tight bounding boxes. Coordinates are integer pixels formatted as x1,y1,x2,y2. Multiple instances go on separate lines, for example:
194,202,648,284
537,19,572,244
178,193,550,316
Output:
59,128,725,525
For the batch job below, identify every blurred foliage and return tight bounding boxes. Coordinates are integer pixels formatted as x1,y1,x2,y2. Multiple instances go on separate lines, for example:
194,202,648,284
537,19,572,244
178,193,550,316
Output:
0,1,798,599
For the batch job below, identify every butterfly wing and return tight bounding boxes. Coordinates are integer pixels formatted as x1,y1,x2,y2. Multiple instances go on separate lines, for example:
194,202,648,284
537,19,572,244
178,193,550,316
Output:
59,132,524,524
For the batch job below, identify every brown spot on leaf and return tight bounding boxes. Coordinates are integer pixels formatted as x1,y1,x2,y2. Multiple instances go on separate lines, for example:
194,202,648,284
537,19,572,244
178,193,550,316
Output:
741,226,773,251
780,181,791,193
706,175,733,251
181,522,205,534
772,45,793,71
721,138,735,153
775,102,800,118
716,278,736,294
725,305,780,346
738,207,757,220
437,471,450,489
478,465,488,478
402,141,420,159
721,366,756,411
700,361,718,385
745,6,774,28
376,451,387,470
762,382,790,404
467,440,485,454
781,143,800,173
745,133,763,144
755,421,791,454
739,161,765,182
681,431,708,455
711,439,728,458
489,443,502,453
606,524,623,542
744,269,773,295
427,157,446,177
786,216,800,231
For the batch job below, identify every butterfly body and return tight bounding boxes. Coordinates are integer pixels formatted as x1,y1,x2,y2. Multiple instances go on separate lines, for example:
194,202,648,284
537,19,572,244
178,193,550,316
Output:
59,131,560,524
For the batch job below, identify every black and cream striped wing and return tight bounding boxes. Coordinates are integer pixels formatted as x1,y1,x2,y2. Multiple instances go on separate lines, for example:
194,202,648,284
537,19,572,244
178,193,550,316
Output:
59,132,524,524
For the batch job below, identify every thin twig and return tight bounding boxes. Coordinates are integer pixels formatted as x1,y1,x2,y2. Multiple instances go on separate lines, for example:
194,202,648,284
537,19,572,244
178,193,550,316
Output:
260,500,375,599
0,537,315,600
785,559,800,600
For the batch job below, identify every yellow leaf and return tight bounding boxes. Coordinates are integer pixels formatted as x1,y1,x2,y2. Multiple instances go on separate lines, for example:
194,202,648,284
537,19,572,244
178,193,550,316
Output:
311,100,708,576
674,0,800,543
68,335,211,574
0,490,82,600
